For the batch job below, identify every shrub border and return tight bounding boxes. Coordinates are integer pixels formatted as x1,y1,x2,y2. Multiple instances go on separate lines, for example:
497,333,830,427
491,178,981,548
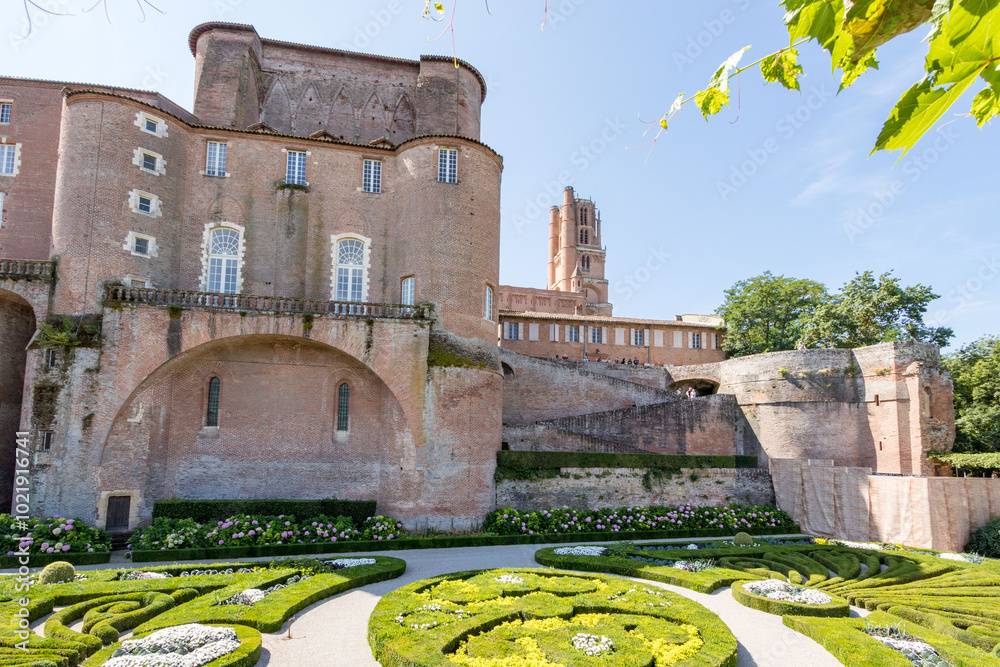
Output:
0,551,111,569
730,580,850,618
151,499,376,526
130,524,799,562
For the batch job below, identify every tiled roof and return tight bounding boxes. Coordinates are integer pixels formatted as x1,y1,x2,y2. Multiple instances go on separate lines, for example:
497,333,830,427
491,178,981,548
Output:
498,310,724,329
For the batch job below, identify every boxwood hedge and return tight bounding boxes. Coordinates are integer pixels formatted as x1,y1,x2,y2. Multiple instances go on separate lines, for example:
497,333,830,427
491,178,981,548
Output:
730,580,850,618
151,498,376,526
80,623,261,667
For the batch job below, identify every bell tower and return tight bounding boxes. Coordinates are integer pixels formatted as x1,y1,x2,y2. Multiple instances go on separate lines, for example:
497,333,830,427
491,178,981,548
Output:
547,187,611,315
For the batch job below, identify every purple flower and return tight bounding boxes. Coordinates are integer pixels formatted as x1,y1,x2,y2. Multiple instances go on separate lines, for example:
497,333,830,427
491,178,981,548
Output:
219,540,224,545
61,545,70,552
285,521,291,526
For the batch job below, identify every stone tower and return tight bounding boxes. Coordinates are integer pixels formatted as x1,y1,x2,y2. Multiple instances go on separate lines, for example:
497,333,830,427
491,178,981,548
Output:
547,186,611,315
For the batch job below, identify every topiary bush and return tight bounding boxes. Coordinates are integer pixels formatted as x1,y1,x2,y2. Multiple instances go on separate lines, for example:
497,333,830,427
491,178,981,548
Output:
38,561,75,585
967,517,1000,558
733,532,754,547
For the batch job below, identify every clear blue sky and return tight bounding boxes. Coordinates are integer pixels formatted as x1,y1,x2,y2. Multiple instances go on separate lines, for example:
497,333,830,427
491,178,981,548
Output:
4,0,997,349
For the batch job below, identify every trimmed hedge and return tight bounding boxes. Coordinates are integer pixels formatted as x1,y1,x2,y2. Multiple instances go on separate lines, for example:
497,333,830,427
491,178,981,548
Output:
496,450,758,470
151,498,377,526
730,580,850,617
136,557,407,634
0,552,110,570
368,568,738,667
80,624,261,667
130,523,799,562
784,611,1000,667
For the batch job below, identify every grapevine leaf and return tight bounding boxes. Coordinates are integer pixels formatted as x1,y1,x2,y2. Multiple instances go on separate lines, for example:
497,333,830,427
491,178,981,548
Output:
972,86,1000,124
695,46,750,119
761,49,804,90
873,0,1000,155
837,49,880,89
782,0,845,52
926,0,954,40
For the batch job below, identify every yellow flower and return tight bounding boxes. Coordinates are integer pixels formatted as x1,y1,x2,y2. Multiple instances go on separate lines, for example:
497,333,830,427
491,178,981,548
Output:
449,636,565,667
632,624,703,665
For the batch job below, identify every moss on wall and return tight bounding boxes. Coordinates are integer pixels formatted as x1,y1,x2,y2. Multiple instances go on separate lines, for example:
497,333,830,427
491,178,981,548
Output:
427,330,499,371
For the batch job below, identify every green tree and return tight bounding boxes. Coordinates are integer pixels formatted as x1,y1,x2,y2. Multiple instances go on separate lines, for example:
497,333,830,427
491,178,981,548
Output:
945,336,1000,452
715,272,828,357
660,0,1000,157
800,270,953,348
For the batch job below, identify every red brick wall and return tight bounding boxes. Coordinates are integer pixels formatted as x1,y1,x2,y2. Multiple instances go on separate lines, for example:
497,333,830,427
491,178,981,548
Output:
0,291,35,510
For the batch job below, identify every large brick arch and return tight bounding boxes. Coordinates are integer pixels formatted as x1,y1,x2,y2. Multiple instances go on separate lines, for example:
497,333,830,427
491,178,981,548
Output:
95,332,419,526
0,288,37,510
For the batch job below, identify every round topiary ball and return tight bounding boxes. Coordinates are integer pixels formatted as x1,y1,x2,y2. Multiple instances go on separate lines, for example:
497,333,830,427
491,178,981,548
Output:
38,560,75,585
733,532,755,547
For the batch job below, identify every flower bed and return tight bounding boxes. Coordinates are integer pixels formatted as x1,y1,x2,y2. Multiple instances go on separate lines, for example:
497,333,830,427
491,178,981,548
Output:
368,568,738,666
0,556,406,664
81,623,262,667
1,514,111,568
731,580,849,618
485,504,794,536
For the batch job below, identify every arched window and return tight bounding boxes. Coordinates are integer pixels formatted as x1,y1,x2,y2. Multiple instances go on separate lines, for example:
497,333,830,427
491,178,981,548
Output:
579,229,588,244
206,377,221,427
207,228,241,294
335,239,365,302
337,383,350,431
582,256,590,272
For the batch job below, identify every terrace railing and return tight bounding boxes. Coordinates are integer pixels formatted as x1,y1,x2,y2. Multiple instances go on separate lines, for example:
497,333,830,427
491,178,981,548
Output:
103,285,430,320
0,259,55,280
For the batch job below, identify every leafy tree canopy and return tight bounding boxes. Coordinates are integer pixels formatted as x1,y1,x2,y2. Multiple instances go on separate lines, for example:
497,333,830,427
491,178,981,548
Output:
944,336,1000,451
715,271,827,357
661,0,1000,157
800,270,954,348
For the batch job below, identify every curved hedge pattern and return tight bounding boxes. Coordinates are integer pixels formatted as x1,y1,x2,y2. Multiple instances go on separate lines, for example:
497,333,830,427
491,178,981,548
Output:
368,568,737,667
81,623,262,667
730,581,849,618
0,557,405,665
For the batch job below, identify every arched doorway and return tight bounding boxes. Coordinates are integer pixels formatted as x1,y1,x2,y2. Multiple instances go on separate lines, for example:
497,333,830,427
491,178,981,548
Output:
0,290,36,510
669,378,720,397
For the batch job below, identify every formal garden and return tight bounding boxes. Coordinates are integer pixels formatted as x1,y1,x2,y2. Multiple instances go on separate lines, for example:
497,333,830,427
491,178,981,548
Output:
6,506,1000,666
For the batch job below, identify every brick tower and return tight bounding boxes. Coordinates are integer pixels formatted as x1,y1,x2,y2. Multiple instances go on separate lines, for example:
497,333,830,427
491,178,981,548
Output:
547,187,611,316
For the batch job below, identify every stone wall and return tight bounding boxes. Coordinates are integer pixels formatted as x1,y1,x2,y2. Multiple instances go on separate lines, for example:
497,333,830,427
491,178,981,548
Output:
502,424,643,454
497,466,774,512
538,395,742,456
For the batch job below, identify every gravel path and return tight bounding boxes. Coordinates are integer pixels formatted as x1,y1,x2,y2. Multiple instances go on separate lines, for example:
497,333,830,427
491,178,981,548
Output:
249,542,844,667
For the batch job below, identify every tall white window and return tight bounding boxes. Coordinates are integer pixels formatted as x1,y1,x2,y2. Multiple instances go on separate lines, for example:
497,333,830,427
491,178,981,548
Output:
438,148,457,183
591,327,602,344
568,326,580,343
401,277,415,305
207,228,241,294
484,285,494,320
206,141,227,176
692,332,702,349
336,239,366,302
0,192,5,227
0,103,11,124
363,159,382,193
505,322,519,340
286,150,307,185
0,145,17,175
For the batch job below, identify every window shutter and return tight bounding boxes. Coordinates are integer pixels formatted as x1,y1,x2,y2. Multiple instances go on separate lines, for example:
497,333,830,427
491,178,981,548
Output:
565,325,571,342
517,323,523,340
602,327,608,345
529,323,539,341
615,328,625,346
673,331,683,348
644,329,650,345
551,324,559,342
654,330,664,347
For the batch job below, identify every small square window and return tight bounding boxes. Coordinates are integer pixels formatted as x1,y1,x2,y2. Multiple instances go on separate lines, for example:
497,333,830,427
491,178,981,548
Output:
141,153,157,172
46,349,59,369
137,196,152,214
0,103,11,124
41,431,53,451
438,148,458,183
145,118,158,133
130,278,148,288
133,237,149,255
363,159,382,193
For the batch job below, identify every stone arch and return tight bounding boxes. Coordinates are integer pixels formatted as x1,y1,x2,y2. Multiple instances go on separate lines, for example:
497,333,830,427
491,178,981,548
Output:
0,288,37,510
667,378,720,396
207,195,245,226
328,86,356,141
390,94,415,141
97,334,417,519
359,91,386,144
293,82,326,135
501,361,515,378
260,78,293,134
334,208,369,237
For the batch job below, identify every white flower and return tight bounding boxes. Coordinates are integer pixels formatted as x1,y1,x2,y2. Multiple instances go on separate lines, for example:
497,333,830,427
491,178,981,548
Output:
571,633,614,656
686,544,699,550
324,558,376,568
105,623,240,667
743,580,832,605
554,546,606,556
493,575,525,584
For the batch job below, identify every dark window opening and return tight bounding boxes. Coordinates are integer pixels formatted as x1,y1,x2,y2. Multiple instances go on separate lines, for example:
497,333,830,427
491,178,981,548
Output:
107,496,131,532
337,383,350,432
46,349,59,369
41,431,53,451
206,377,220,427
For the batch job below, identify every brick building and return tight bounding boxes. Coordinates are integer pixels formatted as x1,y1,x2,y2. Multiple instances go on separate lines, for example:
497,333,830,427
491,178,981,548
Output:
497,187,725,366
